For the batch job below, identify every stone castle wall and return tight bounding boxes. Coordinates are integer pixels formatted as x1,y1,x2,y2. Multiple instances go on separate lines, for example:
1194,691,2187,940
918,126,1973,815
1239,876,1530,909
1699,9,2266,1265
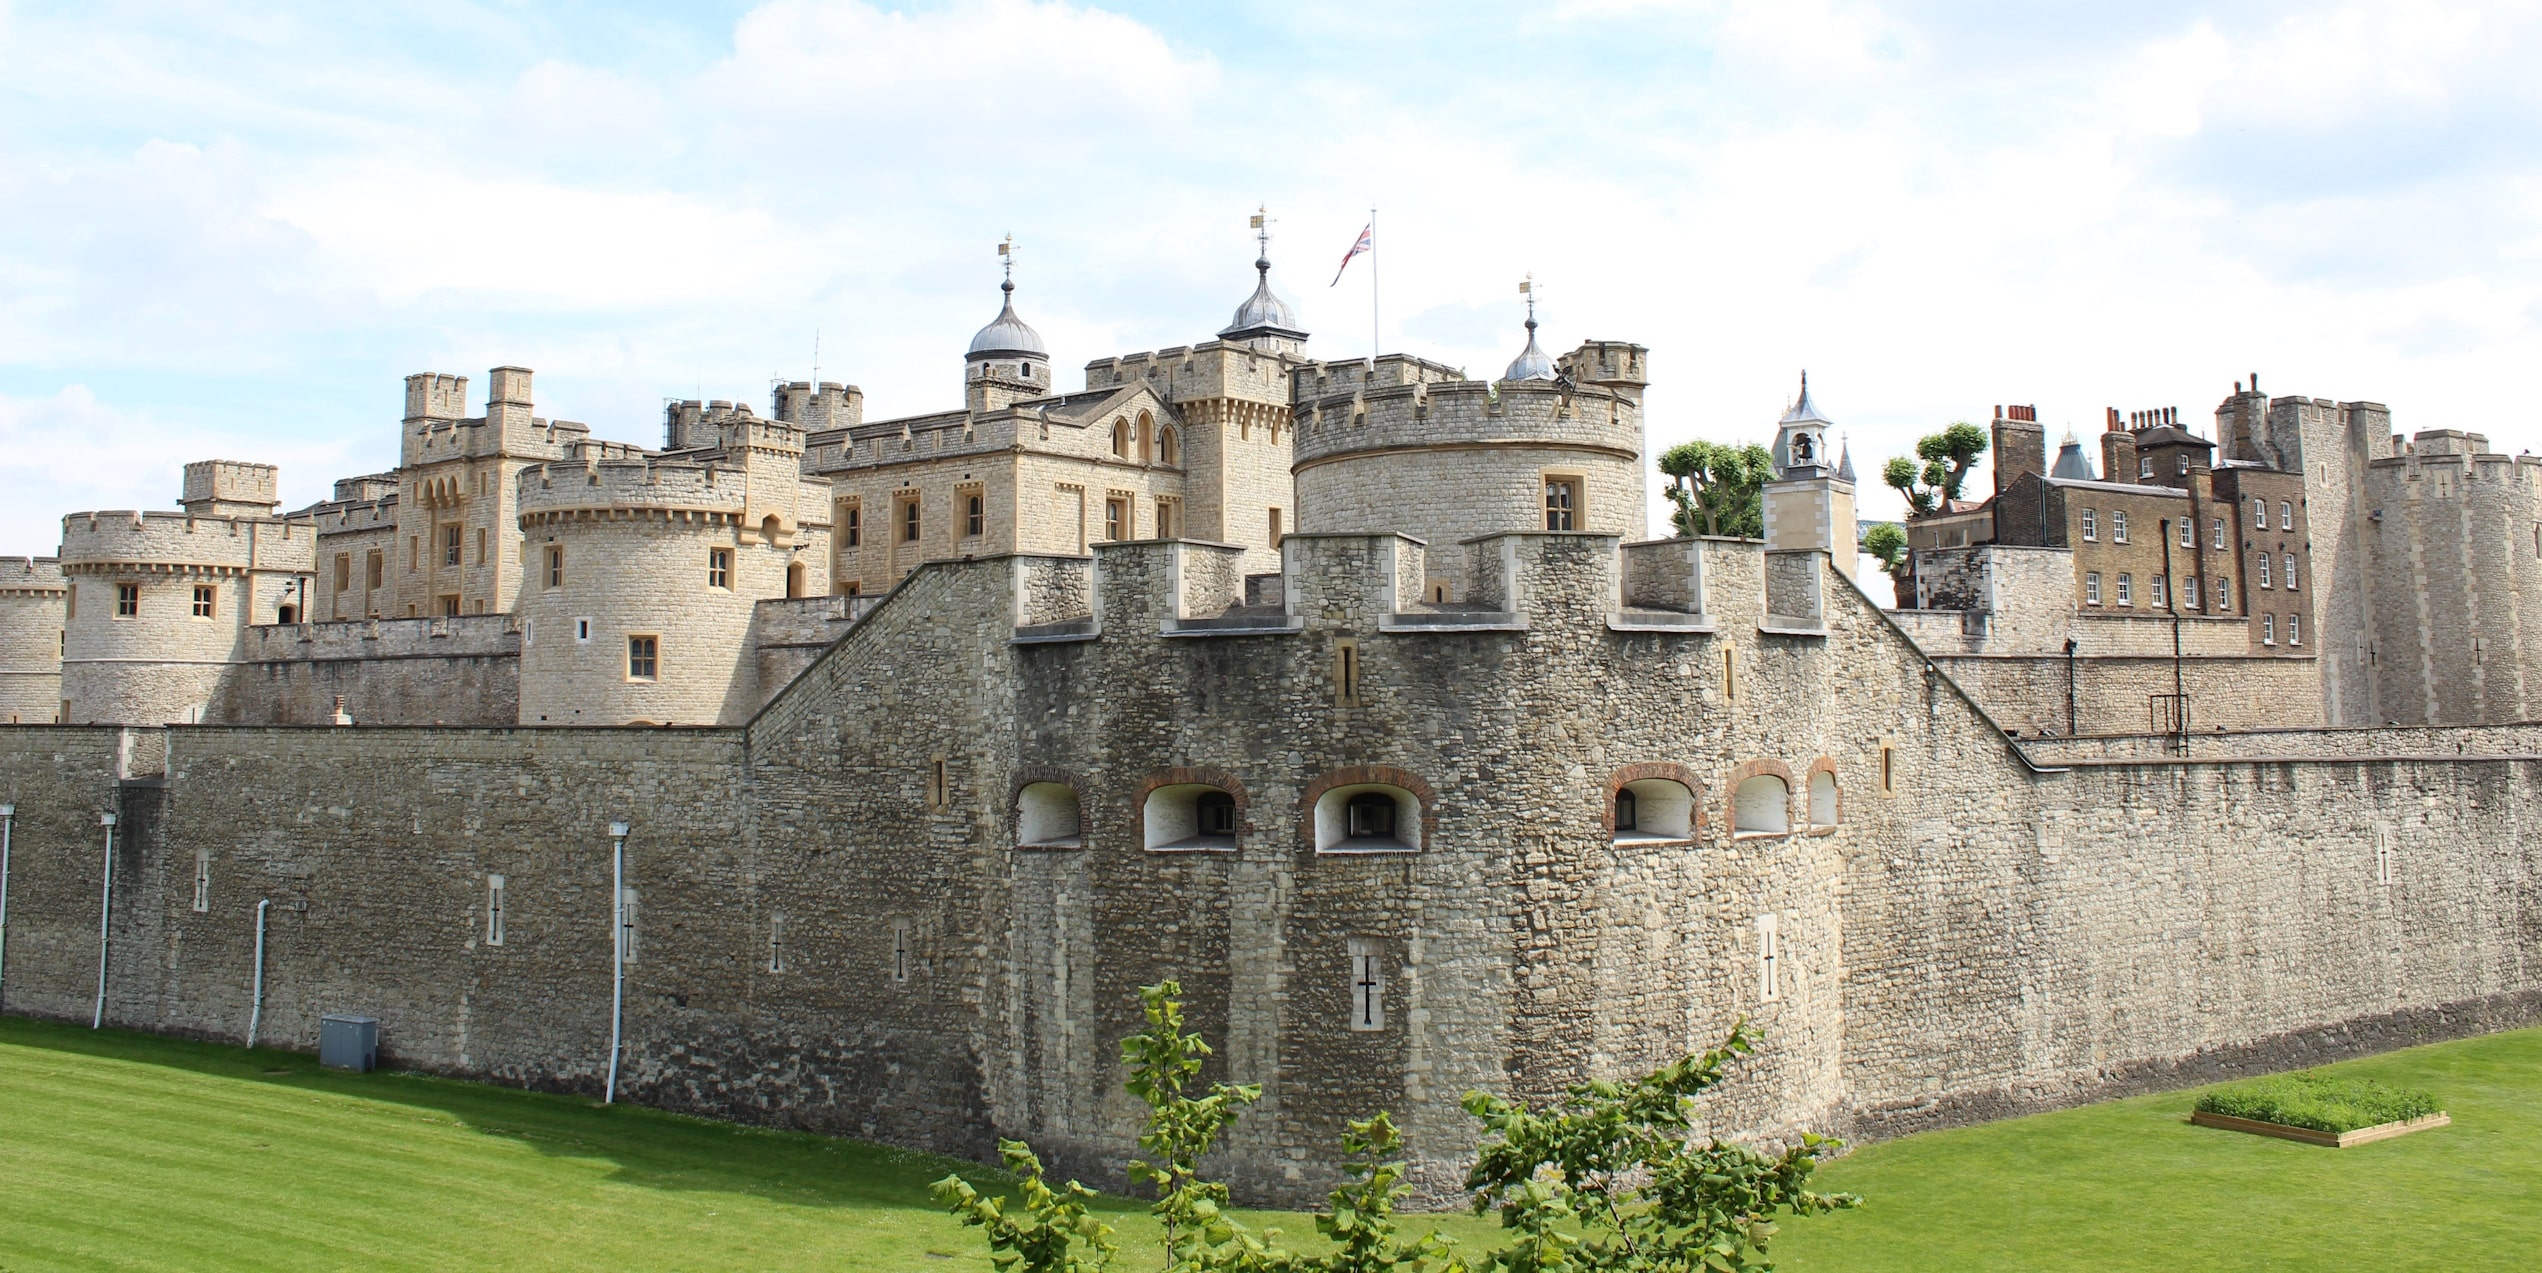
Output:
2357,441,2542,726
6,536,2535,1210
212,615,522,726
0,557,65,724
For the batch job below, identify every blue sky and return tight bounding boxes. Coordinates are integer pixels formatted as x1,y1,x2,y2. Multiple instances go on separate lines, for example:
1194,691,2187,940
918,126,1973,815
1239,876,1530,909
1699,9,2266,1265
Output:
4,0,2539,551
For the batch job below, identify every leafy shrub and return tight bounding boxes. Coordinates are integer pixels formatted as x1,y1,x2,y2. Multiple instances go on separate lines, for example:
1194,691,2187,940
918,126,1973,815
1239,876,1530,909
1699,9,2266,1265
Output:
2195,1071,2440,1134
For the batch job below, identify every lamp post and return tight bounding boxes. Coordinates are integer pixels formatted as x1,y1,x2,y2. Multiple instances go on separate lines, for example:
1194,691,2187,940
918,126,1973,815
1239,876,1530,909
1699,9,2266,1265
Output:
605,820,629,1104
0,803,15,1011
93,811,116,1030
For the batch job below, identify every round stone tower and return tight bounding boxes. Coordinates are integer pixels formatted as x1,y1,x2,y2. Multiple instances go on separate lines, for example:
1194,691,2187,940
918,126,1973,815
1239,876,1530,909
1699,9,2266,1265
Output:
514,408,818,727
0,556,67,724
57,461,312,724
1290,321,1648,600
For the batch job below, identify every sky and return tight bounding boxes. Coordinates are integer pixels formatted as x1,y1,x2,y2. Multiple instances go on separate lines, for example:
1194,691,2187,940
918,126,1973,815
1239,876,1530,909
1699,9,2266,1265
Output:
3,0,2539,559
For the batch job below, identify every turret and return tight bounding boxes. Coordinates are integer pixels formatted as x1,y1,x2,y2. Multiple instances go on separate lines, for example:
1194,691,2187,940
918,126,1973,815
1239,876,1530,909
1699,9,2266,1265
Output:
1761,373,1857,583
966,241,1050,413
1217,209,1308,356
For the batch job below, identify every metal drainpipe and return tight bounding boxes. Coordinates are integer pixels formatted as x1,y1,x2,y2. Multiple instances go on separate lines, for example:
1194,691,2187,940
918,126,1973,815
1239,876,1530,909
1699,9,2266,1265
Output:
0,804,14,1010
605,821,629,1104
93,811,116,1030
247,899,271,1048
2064,638,2078,736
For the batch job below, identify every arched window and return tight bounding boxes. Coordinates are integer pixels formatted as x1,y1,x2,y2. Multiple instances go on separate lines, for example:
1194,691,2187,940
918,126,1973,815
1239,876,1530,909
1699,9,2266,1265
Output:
1112,419,1130,458
1314,783,1421,853
1733,774,1790,836
1017,782,1082,848
1158,426,1179,467
1137,411,1154,462
1613,778,1696,843
1145,783,1239,851
1808,768,1838,830
785,561,806,598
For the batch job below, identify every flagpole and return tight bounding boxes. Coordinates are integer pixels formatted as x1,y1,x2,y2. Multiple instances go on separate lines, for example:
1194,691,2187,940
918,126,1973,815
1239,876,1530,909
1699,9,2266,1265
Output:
1369,206,1379,365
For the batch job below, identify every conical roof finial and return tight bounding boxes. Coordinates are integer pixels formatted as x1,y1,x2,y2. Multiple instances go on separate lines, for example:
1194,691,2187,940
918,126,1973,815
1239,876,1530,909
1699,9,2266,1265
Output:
1221,207,1307,342
969,235,1046,358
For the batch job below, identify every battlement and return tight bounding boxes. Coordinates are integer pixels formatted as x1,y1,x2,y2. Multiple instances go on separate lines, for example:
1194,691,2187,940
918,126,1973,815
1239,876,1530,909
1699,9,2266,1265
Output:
659,397,806,457
180,460,280,516
1083,339,1308,404
1291,370,1641,468
771,381,864,431
0,556,65,592
1287,353,1466,403
404,372,469,422
58,508,314,574
332,473,398,503
2403,428,2487,457
1555,341,1649,398
237,613,522,664
516,457,752,519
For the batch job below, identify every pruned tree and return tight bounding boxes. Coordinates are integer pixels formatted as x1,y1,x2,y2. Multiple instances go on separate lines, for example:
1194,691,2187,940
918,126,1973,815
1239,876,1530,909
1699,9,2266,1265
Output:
1861,521,1911,608
1883,422,1988,518
1658,440,1774,539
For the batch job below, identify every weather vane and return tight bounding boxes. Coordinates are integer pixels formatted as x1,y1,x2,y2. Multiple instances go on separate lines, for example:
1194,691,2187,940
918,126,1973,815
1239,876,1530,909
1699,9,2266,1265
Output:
997,234,1015,288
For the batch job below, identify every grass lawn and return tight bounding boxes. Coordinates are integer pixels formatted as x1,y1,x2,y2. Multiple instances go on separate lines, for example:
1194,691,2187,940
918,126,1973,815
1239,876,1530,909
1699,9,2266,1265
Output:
1,1015,2534,1270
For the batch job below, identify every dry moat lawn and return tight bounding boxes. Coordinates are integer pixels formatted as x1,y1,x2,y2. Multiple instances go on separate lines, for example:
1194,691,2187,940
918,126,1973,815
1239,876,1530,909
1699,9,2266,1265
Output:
1,1015,2534,1271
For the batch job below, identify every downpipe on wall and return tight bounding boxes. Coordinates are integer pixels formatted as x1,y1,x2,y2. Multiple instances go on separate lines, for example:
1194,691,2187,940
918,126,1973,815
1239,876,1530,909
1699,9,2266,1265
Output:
93,811,116,1030
247,898,270,1048
605,821,629,1104
0,804,14,1010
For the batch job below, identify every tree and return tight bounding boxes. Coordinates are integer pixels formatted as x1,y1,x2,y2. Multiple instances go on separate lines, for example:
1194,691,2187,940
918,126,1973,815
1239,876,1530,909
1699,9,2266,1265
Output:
1882,422,1988,518
1461,1021,1860,1272
1657,440,1774,539
1861,521,1911,609
932,1141,1120,1273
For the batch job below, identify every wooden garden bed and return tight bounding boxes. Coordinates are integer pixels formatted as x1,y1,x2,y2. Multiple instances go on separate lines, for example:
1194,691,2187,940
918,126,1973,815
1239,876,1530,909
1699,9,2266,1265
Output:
2189,1109,2451,1148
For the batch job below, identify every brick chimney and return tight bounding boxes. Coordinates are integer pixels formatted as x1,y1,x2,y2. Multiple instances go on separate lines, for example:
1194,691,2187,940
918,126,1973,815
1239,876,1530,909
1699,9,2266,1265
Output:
1991,404,2046,501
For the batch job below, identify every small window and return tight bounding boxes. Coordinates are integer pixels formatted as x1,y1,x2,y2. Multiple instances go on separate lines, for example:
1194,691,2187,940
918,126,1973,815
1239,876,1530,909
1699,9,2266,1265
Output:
627,634,658,680
1733,774,1789,836
1143,784,1238,851
192,848,210,912
117,583,139,618
1268,507,1284,548
546,546,564,589
192,584,215,618
1314,783,1420,852
476,527,488,564
1757,914,1780,1002
786,561,806,598
440,594,461,617
2288,613,2302,646
927,755,949,809
1159,426,1179,467
1722,643,1737,702
2138,456,2153,479
2080,508,2097,541
2283,554,2298,591
2212,518,2225,550
844,505,862,548
575,618,592,643
2263,613,2276,645
1112,419,1130,457
1333,638,1360,707
2116,573,2132,606
2251,497,2267,529
708,547,733,589
1017,782,1083,848
1155,497,1175,540
2177,455,2190,476
902,499,922,543
1614,778,1695,842
443,524,462,566
366,551,384,590
1544,478,1578,531
1809,769,1838,829
334,554,352,593
2216,577,2230,610
486,874,506,946
2084,572,2102,605
2179,518,2194,548
2183,575,2200,608
2112,510,2128,543
1104,498,1127,542
1878,742,1896,796
2257,554,2271,588
2151,574,2167,608
1347,938,1385,1031
2279,500,2293,528
409,536,419,571
965,493,985,538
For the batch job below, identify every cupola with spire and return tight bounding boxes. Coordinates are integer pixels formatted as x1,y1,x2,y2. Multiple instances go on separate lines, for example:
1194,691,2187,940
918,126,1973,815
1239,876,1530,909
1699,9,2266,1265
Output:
1502,275,1557,381
1761,370,1858,590
1219,207,1308,354
1771,371,1835,477
967,235,1050,413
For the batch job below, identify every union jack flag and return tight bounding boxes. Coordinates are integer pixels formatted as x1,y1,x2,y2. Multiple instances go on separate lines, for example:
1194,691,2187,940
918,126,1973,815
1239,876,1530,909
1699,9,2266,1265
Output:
1330,223,1372,286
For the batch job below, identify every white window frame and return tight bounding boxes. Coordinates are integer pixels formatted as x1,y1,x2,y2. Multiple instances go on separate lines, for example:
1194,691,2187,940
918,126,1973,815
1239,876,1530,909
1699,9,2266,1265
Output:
2262,614,2276,645
2280,500,2293,529
2112,510,2128,543
2284,554,2298,591
2116,572,2132,606
2258,554,2271,588
2288,612,2302,646
2085,572,2102,605
2080,508,2097,542
2251,497,2267,529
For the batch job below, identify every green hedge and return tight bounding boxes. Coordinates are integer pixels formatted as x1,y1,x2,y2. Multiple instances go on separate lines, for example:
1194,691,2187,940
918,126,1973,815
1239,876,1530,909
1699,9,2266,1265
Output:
2195,1071,2441,1134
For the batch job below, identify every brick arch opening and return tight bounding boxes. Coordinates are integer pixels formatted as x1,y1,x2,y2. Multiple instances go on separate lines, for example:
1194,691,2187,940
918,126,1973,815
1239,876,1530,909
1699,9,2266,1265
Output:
1302,765,1436,854
1604,762,1704,843
1726,758,1796,838
1138,766,1247,852
1804,757,1841,834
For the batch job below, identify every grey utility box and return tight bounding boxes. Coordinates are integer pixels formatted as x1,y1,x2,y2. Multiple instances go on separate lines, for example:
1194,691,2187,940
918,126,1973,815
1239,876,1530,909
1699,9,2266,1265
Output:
319,1014,379,1072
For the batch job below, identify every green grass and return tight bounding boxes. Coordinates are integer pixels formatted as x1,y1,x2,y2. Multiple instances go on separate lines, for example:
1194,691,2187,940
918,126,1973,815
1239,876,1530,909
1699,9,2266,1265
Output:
1,1015,2536,1271
2192,1070,2442,1134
